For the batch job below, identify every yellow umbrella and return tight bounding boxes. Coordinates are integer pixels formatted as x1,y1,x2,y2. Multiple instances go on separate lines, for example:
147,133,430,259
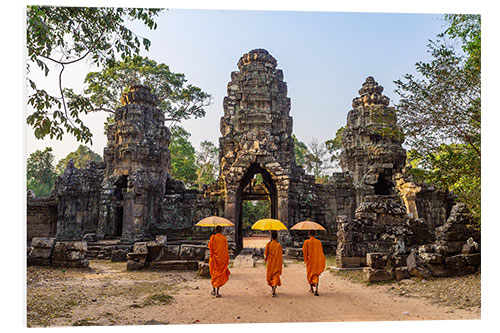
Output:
251,218,288,231
290,220,326,231
195,216,234,227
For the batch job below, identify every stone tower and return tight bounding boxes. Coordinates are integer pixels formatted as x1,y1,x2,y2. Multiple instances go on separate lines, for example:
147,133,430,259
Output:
219,49,296,250
97,85,171,244
340,76,406,201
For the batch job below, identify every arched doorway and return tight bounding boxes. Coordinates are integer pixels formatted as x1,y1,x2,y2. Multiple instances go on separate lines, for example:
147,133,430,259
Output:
234,163,278,251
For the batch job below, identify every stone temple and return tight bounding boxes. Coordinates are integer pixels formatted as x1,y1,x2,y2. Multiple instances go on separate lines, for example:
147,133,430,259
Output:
27,49,480,279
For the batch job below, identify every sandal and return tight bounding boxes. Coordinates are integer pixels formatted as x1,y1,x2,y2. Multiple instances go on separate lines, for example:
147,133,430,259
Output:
216,294,222,298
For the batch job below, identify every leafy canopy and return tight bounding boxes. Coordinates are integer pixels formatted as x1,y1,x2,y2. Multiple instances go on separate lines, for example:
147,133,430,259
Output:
26,6,162,144
195,140,219,190
27,147,57,197
55,145,102,175
66,55,211,132
169,125,197,187
395,14,480,223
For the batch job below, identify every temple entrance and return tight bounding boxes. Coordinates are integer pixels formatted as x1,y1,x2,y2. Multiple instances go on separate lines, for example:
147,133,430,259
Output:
114,206,123,237
241,199,271,248
235,164,278,251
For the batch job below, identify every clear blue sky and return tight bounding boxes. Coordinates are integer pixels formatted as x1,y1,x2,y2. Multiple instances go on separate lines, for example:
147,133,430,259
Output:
28,8,446,162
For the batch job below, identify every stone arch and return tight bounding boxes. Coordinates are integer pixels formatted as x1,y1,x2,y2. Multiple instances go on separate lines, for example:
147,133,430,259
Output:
223,157,290,252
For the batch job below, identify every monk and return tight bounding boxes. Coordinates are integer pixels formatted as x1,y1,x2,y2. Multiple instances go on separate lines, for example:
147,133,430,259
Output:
264,231,283,297
208,225,230,297
302,230,326,296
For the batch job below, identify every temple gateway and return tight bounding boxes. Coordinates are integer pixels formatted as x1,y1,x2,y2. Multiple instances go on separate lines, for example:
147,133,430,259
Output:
28,49,480,278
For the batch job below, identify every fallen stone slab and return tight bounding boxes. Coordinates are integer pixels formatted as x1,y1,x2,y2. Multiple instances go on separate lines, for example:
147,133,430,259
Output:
363,267,394,282
150,260,199,271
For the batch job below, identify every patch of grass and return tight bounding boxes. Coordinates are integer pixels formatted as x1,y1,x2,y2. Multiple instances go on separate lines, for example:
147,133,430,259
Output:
27,289,90,327
72,318,97,326
330,269,366,285
144,293,174,306
325,256,336,267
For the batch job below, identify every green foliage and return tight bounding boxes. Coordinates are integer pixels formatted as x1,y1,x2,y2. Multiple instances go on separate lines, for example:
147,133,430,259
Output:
26,6,162,144
195,140,219,190
72,55,211,132
242,200,271,229
55,145,102,175
27,147,57,197
169,125,197,187
407,144,480,223
325,126,345,166
395,15,480,224
293,134,308,167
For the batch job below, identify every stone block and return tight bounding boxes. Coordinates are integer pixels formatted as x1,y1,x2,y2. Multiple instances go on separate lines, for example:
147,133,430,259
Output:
52,250,85,262
150,260,199,271
197,261,210,277
155,235,167,246
395,267,410,281
52,259,89,268
179,244,206,261
445,241,467,254
366,253,389,268
27,257,51,266
462,238,479,255
29,248,53,259
111,249,128,262
127,253,147,263
336,256,365,268
53,241,87,253
419,252,444,264
444,255,467,269
363,267,394,282
83,233,97,242
31,237,56,249
133,242,148,254
284,247,302,258
127,260,145,270
463,253,481,266
153,245,180,261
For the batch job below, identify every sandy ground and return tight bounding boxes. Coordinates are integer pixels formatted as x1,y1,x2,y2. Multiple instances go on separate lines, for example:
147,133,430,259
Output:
27,258,479,327
242,235,270,248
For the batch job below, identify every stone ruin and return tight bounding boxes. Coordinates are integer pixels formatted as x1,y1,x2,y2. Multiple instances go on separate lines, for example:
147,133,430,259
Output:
27,49,478,279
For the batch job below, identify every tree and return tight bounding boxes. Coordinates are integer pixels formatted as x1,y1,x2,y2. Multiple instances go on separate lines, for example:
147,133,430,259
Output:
66,55,212,134
195,140,219,190
242,201,271,230
395,14,480,223
325,126,345,169
304,138,332,179
27,147,57,197
169,125,197,187
293,134,308,167
55,145,102,175
27,6,162,144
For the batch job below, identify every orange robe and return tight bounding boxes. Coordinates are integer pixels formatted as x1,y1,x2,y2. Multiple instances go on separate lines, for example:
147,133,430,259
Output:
208,233,230,288
265,240,283,287
302,236,326,284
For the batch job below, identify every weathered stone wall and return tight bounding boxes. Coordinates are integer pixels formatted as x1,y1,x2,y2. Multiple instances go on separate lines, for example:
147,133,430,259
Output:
55,160,105,240
27,196,57,241
158,177,225,241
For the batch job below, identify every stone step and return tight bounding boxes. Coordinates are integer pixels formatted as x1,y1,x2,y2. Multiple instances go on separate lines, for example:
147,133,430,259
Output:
150,260,199,271
233,254,256,268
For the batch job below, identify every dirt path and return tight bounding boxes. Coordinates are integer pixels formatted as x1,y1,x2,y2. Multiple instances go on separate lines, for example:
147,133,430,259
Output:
34,260,479,326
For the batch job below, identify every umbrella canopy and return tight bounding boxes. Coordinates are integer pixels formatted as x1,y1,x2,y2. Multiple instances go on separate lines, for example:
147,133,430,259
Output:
195,216,234,227
251,218,288,231
290,221,326,231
